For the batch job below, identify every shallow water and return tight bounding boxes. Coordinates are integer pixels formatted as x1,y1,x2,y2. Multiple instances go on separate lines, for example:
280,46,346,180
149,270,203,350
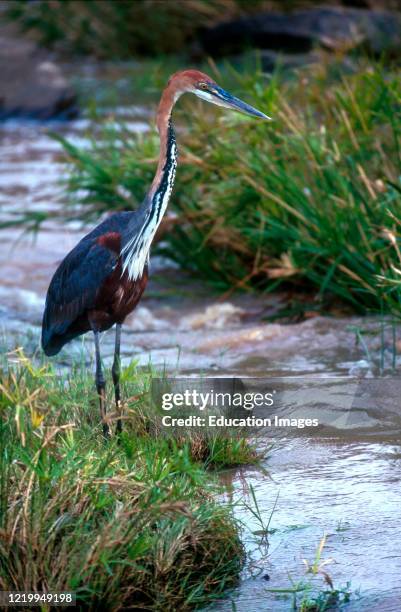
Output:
213,432,401,611
1,63,400,611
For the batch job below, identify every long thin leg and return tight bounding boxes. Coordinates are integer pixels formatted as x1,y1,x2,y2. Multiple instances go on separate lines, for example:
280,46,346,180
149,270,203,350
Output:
112,323,122,434
94,331,110,438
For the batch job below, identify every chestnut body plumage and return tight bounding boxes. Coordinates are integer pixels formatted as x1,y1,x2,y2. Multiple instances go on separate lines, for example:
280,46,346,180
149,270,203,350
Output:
42,69,269,437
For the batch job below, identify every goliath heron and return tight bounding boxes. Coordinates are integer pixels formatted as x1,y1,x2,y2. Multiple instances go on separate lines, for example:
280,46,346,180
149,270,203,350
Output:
42,69,269,437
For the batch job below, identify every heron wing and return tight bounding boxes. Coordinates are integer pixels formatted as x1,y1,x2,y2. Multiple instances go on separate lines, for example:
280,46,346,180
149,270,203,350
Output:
42,237,118,349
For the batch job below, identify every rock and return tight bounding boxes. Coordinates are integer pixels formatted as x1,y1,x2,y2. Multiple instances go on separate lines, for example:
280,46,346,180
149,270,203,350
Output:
0,34,77,119
198,7,401,58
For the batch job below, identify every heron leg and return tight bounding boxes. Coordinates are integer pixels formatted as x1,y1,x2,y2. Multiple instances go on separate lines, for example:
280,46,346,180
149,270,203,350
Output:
94,330,110,439
112,323,123,434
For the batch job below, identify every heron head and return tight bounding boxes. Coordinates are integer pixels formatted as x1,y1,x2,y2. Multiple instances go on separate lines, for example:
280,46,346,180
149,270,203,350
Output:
168,69,271,120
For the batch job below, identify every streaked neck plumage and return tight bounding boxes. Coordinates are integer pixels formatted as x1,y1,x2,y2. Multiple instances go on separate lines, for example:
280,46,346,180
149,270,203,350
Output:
122,86,178,280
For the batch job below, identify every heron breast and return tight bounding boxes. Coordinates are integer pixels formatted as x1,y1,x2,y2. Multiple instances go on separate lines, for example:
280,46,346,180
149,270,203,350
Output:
96,261,148,324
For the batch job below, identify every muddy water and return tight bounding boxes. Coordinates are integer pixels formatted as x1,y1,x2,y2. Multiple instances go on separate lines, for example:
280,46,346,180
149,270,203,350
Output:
1,68,401,611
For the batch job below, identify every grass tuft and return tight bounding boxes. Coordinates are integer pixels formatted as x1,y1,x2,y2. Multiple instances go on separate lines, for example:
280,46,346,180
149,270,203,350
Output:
0,350,257,610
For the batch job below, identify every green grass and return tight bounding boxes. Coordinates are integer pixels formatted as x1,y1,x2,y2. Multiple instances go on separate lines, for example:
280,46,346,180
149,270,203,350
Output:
163,59,401,314
0,349,258,610
40,58,401,315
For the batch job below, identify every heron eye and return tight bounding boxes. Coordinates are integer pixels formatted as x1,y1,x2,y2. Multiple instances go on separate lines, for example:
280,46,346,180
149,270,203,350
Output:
198,82,208,90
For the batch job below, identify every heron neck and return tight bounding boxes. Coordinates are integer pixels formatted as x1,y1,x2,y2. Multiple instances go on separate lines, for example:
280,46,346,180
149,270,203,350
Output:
146,81,180,202
122,94,178,281
148,117,177,207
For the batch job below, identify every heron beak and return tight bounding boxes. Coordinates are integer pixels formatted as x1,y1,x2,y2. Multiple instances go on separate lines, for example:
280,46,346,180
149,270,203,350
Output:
195,85,271,120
